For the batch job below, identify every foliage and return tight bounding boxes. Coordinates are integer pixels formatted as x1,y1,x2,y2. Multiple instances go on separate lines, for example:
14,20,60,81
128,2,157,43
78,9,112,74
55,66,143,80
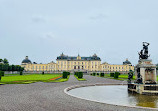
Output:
114,72,120,78
92,73,96,76
0,58,24,72
100,73,104,77
42,72,44,75
78,72,83,78
20,71,23,75
3,58,9,64
97,73,99,76
62,71,68,78
74,75,86,81
0,71,2,81
74,72,83,78
110,73,114,77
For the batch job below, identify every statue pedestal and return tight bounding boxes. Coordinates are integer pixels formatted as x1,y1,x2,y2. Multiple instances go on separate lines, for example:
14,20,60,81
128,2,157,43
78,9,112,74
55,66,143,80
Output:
135,59,157,84
128,59,158,95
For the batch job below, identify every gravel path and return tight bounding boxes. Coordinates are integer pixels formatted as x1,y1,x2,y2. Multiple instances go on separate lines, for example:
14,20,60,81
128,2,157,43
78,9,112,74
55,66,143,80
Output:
0,75,156,111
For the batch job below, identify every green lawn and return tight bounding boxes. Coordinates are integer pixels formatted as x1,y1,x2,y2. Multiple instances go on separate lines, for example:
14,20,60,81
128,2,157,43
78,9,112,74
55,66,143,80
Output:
0,74,69,84
101,74,136,81
103,74,158,81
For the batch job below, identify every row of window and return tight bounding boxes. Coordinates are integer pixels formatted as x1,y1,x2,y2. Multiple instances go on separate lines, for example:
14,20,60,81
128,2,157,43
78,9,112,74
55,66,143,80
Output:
28,65,55,69
58,61,100,65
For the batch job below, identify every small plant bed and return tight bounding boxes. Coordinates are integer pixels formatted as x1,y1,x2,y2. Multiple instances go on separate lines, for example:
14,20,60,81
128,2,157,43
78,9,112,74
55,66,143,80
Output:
74,75,86,81
0,74,68,84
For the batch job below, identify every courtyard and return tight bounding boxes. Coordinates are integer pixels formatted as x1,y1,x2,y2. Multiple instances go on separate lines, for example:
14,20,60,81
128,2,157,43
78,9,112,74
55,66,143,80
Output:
0,75,156,111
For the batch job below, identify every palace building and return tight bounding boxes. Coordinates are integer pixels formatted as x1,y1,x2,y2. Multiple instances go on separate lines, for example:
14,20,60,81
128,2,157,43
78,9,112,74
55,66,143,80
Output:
21,53,134,73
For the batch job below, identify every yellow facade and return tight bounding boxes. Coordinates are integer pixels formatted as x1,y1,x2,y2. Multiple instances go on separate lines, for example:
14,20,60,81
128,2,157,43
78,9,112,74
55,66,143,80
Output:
21,54,134,73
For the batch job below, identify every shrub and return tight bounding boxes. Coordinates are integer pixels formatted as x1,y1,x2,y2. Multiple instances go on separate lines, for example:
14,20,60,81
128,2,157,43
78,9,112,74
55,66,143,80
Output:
42,72,44,75
92,73,96,76
78,72,83,78
20,71,23,75
100,73,104,77
0,71,4,76
75,72,79,76
110,73,114,77
0,72,2,81
63,71,68,78
90,73,92,75
97,73,99,76
67,72,70,75
114,72,120,78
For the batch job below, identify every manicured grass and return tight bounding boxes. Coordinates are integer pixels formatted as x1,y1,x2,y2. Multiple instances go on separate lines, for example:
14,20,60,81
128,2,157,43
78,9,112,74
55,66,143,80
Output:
103,74,135,81
0,74,69,84
74,75,86,81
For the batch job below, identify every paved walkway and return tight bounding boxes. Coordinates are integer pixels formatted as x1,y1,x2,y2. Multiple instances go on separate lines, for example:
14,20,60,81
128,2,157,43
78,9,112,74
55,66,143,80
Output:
0,75,156,111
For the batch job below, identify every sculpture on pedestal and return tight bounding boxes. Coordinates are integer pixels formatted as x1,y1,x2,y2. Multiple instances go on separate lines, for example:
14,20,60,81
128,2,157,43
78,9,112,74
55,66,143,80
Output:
138,42,150,60
128,42,158,95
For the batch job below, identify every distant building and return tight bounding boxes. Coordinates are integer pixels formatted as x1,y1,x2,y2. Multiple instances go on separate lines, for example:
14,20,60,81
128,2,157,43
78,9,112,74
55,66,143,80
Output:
21,53,134,73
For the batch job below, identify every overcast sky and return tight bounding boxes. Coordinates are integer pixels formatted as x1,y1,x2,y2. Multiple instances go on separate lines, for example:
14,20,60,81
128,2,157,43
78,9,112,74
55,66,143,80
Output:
0,0,158,65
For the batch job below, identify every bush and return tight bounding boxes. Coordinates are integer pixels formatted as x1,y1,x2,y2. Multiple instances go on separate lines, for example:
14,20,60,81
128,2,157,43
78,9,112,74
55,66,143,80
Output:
114,72,120,78
42,72,44,75
63,71,68,78
92,73,96,76
0,71,4,76
0,72,2,81
20,71,23,75
78,72,83,78
97,73,99,76
110,73,114,77
75,72,79,76
67,72,70,75
90,73,92,75
100,73,104,77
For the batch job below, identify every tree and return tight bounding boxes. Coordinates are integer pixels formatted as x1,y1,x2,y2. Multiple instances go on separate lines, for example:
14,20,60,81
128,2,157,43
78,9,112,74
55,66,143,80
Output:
0,59,3,63
3,58,9,64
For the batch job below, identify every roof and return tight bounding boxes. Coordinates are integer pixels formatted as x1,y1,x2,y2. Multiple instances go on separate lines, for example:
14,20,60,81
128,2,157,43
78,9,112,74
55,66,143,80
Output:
56,53,101,61
22,56,32,64
123,59,131,65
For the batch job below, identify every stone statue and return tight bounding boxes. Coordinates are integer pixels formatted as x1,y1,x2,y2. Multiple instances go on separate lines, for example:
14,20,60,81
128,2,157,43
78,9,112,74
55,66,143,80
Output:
128,70,133,83
138,42,150,59
135,68,143,84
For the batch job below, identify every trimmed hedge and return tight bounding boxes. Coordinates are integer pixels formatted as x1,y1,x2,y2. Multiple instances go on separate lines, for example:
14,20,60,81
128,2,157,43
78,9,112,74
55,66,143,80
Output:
0,71,3,80
78,72,83,78
100,73,104,77
0,71,4,76
114,72,120,78
63,71,70,78
92,73,96,76
20,71,23,75
110,73,114,77
75,72,83,78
